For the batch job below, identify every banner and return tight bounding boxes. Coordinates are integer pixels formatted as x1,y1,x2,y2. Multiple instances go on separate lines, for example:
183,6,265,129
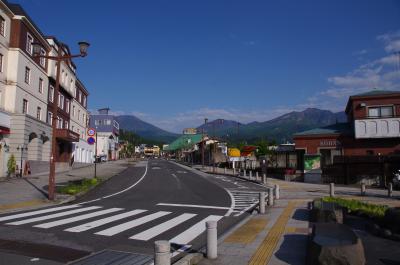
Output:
304,154,321,172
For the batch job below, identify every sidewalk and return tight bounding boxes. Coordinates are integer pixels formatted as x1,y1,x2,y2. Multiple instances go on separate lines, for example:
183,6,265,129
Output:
197,173,400,265
0,159,131,213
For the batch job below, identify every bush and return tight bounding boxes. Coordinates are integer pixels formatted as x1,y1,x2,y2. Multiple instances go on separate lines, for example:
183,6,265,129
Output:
7,155,16,176
322,197,388,219
57,178,100,195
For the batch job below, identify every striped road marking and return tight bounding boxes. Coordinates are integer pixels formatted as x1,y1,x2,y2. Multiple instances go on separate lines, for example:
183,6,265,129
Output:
156,203,230,210
0,205,80,222
130,213,196,241
95,211,171,236
64,209,147,233
34,208,123,229
6,206,102,225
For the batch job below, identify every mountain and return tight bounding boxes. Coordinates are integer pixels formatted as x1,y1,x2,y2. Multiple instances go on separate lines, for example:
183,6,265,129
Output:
196,108,347,143
115,115,178,143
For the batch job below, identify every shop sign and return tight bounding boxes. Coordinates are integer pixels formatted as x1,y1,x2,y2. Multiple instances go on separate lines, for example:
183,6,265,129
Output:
320,139,341,147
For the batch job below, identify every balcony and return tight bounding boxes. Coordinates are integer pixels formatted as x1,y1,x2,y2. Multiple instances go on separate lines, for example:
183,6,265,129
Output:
55,129,80,142
355,117,400,139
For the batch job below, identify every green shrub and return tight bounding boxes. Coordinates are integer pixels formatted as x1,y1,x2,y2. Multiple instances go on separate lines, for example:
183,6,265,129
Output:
7,155,16,176
322,197,388,218
57,178,100,195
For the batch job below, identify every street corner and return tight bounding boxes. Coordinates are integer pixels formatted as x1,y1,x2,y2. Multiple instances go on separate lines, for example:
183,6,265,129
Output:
0,199,52,214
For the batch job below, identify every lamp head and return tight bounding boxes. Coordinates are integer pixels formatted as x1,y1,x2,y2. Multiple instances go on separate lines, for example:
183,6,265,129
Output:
78,41,90,57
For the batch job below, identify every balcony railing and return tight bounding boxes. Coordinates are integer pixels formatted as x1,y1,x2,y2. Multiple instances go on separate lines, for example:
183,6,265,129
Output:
55,128,79,142
354,117,400,139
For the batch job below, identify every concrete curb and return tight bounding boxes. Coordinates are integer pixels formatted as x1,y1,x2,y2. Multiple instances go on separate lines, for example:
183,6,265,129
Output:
173,253,204,265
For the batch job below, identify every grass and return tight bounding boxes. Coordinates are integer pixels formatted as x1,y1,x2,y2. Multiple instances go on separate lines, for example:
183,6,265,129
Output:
57,178,100,195
322,196,388,219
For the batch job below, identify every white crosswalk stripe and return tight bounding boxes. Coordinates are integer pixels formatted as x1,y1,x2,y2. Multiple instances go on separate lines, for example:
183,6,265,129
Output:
0,205,80,222
95,211,171,236
64,209,147,233
130,213,196,241
0,205,225,246
34,208,123,229
169,215,223,245
6,206,102,225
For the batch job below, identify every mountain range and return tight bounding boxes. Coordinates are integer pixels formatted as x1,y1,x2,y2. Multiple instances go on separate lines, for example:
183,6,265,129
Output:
116,108,347,144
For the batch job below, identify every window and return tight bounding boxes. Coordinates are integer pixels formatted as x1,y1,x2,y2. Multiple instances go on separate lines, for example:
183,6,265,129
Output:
78,110,80,120
71,125,74,131
26,33,33,54
49,85,54,102
36,107,41,120
47,111,53,125
39,49,46,67
0,53,3,72
22,99,28,114
0,16,5,36
57,117,63,129
58,94,64,109
368,106,394,118
105,119,111,125
38,78,43,93
72,105,75,116
24,67,30,84
95,120,100,126
65,120,69,129
66,99,70,113
83,95,87,107
78,91,82,104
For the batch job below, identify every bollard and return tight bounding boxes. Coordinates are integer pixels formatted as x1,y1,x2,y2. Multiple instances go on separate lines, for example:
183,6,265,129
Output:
224,167,227,174
361,183,366,196
259,192,266,214
233,168,236,175
250,171,253,180
244,169,247,177
206,220,218,259
388,183,393,198
154,240,171,265
263,173,267,184
329,183,335,197
274,184,280,200
268,187,274,206
256,171,259,180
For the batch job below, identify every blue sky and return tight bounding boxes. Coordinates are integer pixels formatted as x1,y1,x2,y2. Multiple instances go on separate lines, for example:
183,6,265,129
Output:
13,0,400,132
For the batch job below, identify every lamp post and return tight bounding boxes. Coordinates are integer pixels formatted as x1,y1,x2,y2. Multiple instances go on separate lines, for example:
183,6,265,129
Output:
33,40,90,200
202,118,208,167
16,145,28,177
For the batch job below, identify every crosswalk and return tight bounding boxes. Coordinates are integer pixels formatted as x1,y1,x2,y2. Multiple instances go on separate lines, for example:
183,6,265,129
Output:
0,205,223,247
228,189,261,217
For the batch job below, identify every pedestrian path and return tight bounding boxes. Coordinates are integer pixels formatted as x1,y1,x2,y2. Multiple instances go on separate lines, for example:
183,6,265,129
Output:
0,204,224,247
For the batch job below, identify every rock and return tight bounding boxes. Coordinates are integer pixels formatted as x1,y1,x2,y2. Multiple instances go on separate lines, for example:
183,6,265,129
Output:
383,208,400,234
381,229,392,238
310,200,344,223
307,223,366,265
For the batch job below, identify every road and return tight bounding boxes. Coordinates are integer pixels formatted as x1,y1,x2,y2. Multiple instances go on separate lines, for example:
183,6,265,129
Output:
0,159,268,264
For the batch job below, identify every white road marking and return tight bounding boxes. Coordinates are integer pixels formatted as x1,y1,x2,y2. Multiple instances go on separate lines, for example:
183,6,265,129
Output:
130,213,196,241
79,162,148,204
7,206,102,225
0,205,80,222
157,203,230,210
224,189,235,216
65,209,147,233
34,208,123,229
95,211,171,236
169,215,223,245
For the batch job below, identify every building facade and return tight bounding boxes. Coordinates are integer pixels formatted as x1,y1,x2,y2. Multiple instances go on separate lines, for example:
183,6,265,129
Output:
0,1,92,177
89,108,119,161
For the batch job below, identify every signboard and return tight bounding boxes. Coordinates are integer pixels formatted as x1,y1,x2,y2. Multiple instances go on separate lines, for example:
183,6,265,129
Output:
319,139,341,147
304,154,321,172
87,128,96,137
87,136,95,145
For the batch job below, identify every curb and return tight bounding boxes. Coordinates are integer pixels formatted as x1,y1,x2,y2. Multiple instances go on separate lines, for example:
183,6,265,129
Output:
173,253,204,265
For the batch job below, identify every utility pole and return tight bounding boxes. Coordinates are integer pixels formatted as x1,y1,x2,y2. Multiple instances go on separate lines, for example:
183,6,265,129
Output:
202,118,208,167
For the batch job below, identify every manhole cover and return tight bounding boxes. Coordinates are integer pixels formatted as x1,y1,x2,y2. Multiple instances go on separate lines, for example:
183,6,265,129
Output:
70,250,152,265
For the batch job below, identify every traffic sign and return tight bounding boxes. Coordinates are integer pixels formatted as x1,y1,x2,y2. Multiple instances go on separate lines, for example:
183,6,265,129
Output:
87,136,95,145
87,128,96,136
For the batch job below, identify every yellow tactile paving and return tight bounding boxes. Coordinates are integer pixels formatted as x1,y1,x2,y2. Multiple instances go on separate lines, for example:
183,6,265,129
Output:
0,199,46,211
224,218,268,244
248,201,297,265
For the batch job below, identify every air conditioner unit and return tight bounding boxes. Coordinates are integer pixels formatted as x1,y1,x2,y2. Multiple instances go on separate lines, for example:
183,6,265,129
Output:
359,103,366,107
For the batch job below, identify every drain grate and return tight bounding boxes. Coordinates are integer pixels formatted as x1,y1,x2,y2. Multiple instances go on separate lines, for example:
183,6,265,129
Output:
69,250,153,265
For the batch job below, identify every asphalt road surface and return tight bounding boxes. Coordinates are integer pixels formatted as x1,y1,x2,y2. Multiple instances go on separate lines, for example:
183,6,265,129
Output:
0,159,268,264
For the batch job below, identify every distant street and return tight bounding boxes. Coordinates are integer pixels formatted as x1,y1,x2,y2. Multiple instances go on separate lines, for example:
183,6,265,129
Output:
0,159,268,263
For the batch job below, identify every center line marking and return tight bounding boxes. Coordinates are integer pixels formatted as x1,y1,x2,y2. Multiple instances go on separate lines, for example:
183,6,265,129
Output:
156,203,230,210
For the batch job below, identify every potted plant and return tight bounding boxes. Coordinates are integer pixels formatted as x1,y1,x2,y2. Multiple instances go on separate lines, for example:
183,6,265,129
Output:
7,154,16,178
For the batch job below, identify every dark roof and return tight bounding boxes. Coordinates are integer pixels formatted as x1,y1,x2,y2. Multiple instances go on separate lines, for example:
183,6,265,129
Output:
7,3,47,40
351,89,400,97
294,123,352,137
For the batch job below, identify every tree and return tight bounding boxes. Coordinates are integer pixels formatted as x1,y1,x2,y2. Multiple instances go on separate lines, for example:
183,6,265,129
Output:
7,154,16,177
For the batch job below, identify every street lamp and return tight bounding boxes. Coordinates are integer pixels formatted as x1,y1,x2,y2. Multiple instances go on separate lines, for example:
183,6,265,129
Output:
16,145,28,177
33,40,90,200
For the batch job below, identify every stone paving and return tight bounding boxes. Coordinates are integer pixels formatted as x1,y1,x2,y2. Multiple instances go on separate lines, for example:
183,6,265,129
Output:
0,160,131,213
198,170,400,265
